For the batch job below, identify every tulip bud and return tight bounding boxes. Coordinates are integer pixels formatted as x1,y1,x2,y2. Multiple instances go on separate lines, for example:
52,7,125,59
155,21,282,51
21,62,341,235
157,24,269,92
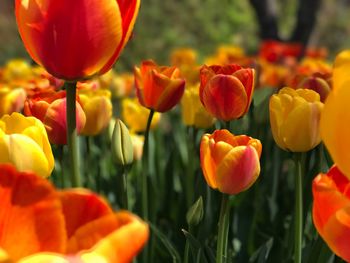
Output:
112,119,134,166
186,197,204,226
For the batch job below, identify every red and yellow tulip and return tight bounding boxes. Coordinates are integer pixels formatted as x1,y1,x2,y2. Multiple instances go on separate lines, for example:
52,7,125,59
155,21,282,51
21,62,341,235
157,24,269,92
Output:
200,129,261,195
15,0,140,80
199,64,255,121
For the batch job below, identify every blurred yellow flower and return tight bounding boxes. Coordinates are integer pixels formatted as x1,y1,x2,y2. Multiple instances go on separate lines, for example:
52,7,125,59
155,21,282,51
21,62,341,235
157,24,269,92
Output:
0,112,54,177
79,88,113,136
181,85,215,128
122,98,161,133
320,50,350,178
170,48,197,67
2,59,33,83
270,87,323,152
0,85,26,117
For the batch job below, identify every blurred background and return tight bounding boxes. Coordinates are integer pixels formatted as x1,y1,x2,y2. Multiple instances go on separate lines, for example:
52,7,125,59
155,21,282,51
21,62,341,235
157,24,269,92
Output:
1,0,350,69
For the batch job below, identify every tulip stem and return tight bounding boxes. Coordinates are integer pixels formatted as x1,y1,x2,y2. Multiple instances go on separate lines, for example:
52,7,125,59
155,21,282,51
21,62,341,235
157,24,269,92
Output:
66,82,81,187
216,193,231,263
118,166,129,210
294,153,303,263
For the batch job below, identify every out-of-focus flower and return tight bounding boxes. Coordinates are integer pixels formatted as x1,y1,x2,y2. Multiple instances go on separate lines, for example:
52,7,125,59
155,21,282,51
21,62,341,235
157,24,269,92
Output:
134,60,186,113
122,98,161,133
199,64,255,121
0,85,26,117
320,50,350,178
131,133,144,161
181,85,215,128
200,129,261,195
78,86,112,136
270,87,323,152
297,75,331,102
0,113,54,177
258,59,289,88
107,72,135,99
112,119,134,166
259,40,302,63
2,59,32,83
312,165,350,262
24,90,86,144
170,48,197,67
305,47,328,59
204,45,251,66
0,164,149,262
16,0,140,80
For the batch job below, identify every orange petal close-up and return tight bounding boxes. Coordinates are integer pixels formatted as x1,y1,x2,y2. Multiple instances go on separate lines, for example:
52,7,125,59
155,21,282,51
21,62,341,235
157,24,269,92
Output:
0,164,149,262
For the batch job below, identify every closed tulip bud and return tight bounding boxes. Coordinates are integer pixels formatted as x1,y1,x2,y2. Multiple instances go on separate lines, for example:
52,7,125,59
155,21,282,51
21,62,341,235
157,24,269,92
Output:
78,89,112,136
199,64,255,121
15,0,140,80
122,98,161,133
312,166,350,262
0,112,54,177
200,129,262,195
186,196,204,226
269,87,323,152
134,60,186,113
181,85,215,129
112,119,133,166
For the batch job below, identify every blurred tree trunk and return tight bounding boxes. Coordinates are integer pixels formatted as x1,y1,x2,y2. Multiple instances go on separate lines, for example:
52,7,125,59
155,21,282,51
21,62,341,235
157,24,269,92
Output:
249,0,322,47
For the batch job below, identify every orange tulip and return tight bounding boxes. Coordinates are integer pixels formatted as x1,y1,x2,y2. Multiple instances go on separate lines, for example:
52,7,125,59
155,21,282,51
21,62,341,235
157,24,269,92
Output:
0,164,149,262
199,64,255,121
15,0,140,80
312,165,350,262
24,90,86,145
200,129,262,195
134,60,186,113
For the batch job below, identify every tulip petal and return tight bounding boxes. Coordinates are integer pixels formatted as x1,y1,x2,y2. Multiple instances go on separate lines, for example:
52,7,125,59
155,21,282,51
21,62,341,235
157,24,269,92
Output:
216,146,260,194
333,50,350,92
0,165,66,260
59,189,113,239
200,134,218,189
232,68,255,113
321,83,350,178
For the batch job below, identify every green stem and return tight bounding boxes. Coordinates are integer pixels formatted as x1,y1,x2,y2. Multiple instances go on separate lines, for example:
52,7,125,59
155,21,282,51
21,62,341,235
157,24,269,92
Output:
216,193,231,263
294,153,303,263
121,167,129,210
66,82,81,187
186,126,195,207
142,109,155,221
184,225,193,263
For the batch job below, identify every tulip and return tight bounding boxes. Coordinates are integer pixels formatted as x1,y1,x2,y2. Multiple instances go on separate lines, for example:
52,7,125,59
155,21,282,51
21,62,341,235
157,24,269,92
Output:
112,119,134,167
122,98,161,133
0,164,149,262
2,59,32,83
297,75,331,102
0,86,26,117
0,112,54,177
134,60,186,113
24,90,86,145
269,87,323,152
78,88,112,136
181,85,215,128
199,64,255,121
170,48,198,67
200,129,262,195
312,165,350,262
16,0,140,80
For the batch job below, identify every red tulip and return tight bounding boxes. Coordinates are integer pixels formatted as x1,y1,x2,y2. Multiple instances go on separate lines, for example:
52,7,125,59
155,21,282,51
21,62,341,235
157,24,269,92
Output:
313,165,350,262
134,60,186,113
199,64,255,121
15,0,140,80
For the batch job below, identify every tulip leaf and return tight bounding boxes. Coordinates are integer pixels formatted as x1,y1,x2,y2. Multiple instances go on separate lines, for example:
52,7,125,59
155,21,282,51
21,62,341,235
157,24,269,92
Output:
305,235,334,263
150,223,182,263
249,237,274,262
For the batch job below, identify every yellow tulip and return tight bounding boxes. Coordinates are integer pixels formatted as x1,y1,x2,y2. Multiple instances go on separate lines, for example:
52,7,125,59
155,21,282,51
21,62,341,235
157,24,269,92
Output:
2,59,32,83
181,85,215,128
333,50,350,91
79,89,113,136
0,113,54,177
122,98,161,133
269,87,323,152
